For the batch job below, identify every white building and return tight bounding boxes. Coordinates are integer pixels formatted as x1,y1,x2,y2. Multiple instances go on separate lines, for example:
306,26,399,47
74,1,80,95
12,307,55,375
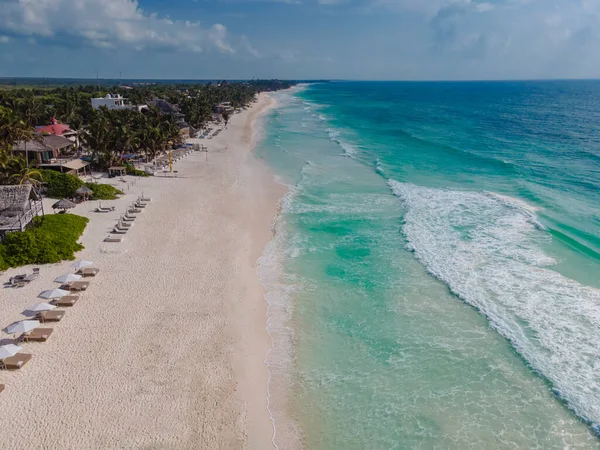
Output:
91,94,146,111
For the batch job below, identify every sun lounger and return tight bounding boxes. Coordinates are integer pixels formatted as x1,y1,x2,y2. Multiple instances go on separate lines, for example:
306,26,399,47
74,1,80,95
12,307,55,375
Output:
37,310,65,322
104,235,123,243
134,202,146,208
94,207,111,213
23,328,53,342
118,221,132,229
77,268,100,277
128,207,142,214
139,195,151,202
24,272,39,282
62,281,90,292
54,295,79,307
121,215,135,222
111,227,127,235
1,353,32,370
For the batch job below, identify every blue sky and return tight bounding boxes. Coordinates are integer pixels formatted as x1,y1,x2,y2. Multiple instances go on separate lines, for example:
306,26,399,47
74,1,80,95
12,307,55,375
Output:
1,0,600,80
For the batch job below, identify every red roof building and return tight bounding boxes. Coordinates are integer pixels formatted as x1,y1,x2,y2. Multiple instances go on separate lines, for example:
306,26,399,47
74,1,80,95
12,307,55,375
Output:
36,117,73,137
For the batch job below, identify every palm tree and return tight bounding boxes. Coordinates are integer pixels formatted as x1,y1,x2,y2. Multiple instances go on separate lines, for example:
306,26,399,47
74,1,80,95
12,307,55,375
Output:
81,111,110,167
6,156,43,186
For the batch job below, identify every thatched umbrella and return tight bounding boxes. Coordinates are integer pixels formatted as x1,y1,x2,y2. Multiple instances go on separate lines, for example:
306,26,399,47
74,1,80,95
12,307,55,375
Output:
75,186,93,200
52,198,76,212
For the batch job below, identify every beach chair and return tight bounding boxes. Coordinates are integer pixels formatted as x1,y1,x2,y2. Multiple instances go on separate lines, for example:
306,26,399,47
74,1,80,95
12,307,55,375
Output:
37,310,65,323
139,194,151,202
104,235,123,243
1,353,32,370
111,226,127,235
23,328,54,342
96,203,116,212
62,281,90,292
133,201,146,208
94,207,111,213
118,220,132,229
54,296,79,307
121,215,135,222
128,206,142,214
77,268,100,277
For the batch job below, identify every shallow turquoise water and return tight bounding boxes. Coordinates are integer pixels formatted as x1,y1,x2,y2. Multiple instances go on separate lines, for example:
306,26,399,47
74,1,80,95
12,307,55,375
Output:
256,82,600,449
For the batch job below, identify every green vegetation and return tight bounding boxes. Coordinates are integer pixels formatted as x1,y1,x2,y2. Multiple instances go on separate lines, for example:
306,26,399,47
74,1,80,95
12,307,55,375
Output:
124,163,149,177
83,182,123,200
0,214,89,270
39,169,122,199
40,169,83,198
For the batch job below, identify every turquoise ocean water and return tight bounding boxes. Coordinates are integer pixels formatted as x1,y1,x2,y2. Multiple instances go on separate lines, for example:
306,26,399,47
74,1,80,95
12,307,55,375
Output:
256,82,600,449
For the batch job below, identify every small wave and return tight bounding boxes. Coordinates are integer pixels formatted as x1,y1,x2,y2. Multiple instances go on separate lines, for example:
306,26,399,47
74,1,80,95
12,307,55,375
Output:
326,128,358,157
375,158,385,176
389,180,600,431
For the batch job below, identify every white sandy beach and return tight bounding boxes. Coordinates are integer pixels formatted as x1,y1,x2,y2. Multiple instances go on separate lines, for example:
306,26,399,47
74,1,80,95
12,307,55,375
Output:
0,93,285,449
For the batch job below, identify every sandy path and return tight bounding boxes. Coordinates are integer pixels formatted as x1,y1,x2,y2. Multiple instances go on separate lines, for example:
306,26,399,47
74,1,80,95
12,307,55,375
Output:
0,93,283,449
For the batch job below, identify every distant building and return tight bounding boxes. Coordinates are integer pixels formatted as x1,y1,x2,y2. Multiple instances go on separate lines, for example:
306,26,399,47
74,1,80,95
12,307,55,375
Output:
91,94,146,111
214,102,234,114
148,99,192,139
36,117,78,144
13,135,75,165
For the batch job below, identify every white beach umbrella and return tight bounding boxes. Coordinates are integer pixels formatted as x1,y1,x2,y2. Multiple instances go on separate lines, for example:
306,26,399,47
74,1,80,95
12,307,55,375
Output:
27,303,57,313
71,260,94,270
5,320,40,335
0,344,23,360
54,273,82,283
39,289,70,299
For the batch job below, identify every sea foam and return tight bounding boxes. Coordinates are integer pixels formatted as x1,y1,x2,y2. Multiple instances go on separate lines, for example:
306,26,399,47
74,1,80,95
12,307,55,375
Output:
389,180,600,430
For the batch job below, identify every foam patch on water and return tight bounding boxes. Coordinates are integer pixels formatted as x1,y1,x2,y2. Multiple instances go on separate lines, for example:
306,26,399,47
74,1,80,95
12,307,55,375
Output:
326,128,358,157
389,180,600,430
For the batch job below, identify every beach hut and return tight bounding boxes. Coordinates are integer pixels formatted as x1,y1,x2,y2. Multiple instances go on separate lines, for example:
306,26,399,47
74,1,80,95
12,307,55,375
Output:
108,166,126,178
52,198,76,213
75,186,93,201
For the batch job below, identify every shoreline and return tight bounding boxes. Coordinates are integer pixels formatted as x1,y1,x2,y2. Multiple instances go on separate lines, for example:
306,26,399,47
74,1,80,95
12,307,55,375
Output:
0,93,285,449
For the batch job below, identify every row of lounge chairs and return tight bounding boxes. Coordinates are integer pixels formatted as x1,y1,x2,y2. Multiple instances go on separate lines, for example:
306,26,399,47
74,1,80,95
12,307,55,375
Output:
0,264,100,384
104,195,151,243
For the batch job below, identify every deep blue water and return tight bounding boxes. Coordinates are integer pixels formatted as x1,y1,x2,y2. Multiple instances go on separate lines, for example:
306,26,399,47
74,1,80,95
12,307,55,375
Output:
257,81,600,449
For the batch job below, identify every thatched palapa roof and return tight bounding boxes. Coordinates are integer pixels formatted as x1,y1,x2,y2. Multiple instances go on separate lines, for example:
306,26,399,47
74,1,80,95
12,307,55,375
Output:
0,185,32,214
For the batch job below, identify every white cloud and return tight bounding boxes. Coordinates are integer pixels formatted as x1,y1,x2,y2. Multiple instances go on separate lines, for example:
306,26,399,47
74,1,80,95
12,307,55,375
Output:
0,36,11,44
241,35,261,57
0,0,238,54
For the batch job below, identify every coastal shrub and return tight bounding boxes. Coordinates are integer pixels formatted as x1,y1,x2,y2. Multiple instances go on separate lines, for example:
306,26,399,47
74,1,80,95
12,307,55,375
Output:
40,169,84,198
1,214,88,268
124,163,149,177
84,183,123,200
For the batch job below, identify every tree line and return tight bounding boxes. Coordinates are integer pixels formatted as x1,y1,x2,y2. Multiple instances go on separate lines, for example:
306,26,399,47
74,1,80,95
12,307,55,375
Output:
0,80,295,183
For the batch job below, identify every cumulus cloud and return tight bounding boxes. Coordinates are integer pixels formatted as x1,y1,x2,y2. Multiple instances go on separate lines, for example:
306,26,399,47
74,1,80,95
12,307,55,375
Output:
240,36,261,57
0,0,237,54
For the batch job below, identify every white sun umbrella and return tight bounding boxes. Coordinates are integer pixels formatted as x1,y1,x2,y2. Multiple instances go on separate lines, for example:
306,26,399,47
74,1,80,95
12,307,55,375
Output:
0,344,23,360
71,260,94,270
54,273,82,283
5,320,40,335
39,289,70,300
27,303,57,313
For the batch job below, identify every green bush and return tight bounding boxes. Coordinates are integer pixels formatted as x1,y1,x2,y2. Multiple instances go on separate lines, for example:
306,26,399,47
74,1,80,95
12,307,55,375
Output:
1,214,89,268
40,169,84,198
125,163,149,177
84,183,123,200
